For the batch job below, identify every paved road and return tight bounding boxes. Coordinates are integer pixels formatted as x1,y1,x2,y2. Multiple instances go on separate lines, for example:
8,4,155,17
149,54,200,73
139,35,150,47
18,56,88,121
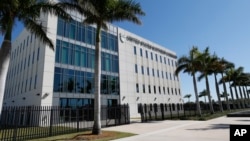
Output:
103,116,250,141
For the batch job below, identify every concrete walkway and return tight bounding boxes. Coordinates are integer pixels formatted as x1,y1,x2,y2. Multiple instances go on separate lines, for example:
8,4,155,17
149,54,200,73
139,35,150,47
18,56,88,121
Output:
103,116,250,141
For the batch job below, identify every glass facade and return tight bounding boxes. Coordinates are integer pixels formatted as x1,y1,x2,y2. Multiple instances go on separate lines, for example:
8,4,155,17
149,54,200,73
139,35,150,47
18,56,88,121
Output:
57,17,118,52
54,18,119,96
60,98,94,108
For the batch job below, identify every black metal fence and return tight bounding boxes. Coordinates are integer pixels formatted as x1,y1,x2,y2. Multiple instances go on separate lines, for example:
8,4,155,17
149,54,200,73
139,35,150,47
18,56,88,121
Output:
0,104,130,141
138,103,186,122
138,102,246,122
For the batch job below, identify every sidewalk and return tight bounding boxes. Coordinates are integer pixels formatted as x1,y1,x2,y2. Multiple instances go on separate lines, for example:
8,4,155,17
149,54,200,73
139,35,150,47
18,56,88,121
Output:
103,116,250,141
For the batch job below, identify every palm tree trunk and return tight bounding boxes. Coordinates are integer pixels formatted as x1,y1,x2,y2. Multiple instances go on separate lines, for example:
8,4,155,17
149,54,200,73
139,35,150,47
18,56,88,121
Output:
192,73,202,116
214,74,223,112
0,40,11,113
205,75,214,114
0,26,12,114
92,24,102,135
229,84,236,109
221,73,230,110
238,86,245,108
233,85,241,109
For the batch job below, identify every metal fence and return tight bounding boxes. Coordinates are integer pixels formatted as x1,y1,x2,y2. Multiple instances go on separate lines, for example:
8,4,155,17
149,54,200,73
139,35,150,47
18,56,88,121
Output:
0,104,130,141
138,103,244,122
138,103,186,122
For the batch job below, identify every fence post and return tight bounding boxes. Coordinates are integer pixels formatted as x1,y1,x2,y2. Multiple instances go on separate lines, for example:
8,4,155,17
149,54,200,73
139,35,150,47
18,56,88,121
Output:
49,107,54,136
13,107,20,141
127,104,130,124
76,108,79,132
170,105,172,119
177,104,180,118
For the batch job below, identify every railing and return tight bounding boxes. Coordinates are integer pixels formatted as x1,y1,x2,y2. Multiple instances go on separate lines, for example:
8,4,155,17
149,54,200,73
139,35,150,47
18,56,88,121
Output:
0,104,130,141
138,103,186,122
138,102,249,122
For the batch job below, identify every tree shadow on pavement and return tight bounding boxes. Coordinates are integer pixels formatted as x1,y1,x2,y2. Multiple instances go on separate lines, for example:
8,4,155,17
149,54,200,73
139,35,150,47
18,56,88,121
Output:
186,124,229,131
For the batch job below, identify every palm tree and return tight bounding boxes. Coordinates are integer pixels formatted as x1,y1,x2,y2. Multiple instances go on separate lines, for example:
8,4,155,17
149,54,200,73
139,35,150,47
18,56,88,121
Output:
196,47,215,114
231,67,246,108
199,89,208,104
225,67,243,109
232,71,250,108
199,89,208,111
209,54,223,112
221,67,237,109
175,46,202,116
184,94,192,103
78,0,145,134
220,92,229,102
0,0,82,113
217,58,235,111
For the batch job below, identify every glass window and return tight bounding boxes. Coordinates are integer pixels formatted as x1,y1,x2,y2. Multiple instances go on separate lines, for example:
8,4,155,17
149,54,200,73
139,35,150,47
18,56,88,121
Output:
25,79,28,92
34,74,37,89
151,52,153,60
28,54,30,67
29,77,32,90
54,73,62,92
75,45,81,66
37,47,40,61
148,85,151,94
112,55,119,73
57,18,64,36
159,86,161,94
85,72,94,94
87,49,95,69
155,54,158,62
109,34,116,51
87,26,94,45
154,86,156,94
140,48,143,57
69,21,76,39
56,40,61,63
32,51,35,64
62,44,69,64
147,67,149,75
104,53,111,71
143,84,145,93
107,99,118,107
81,25,86,42
135,64,138,73
81,47,87,67
141,66,144,74
145,50,148,58
152,69,154,76
136,83,139,93
134,46,137,55
101,31,108,49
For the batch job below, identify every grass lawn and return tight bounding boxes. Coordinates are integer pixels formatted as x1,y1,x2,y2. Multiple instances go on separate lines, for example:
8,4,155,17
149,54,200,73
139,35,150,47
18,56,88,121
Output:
27,130,136,141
